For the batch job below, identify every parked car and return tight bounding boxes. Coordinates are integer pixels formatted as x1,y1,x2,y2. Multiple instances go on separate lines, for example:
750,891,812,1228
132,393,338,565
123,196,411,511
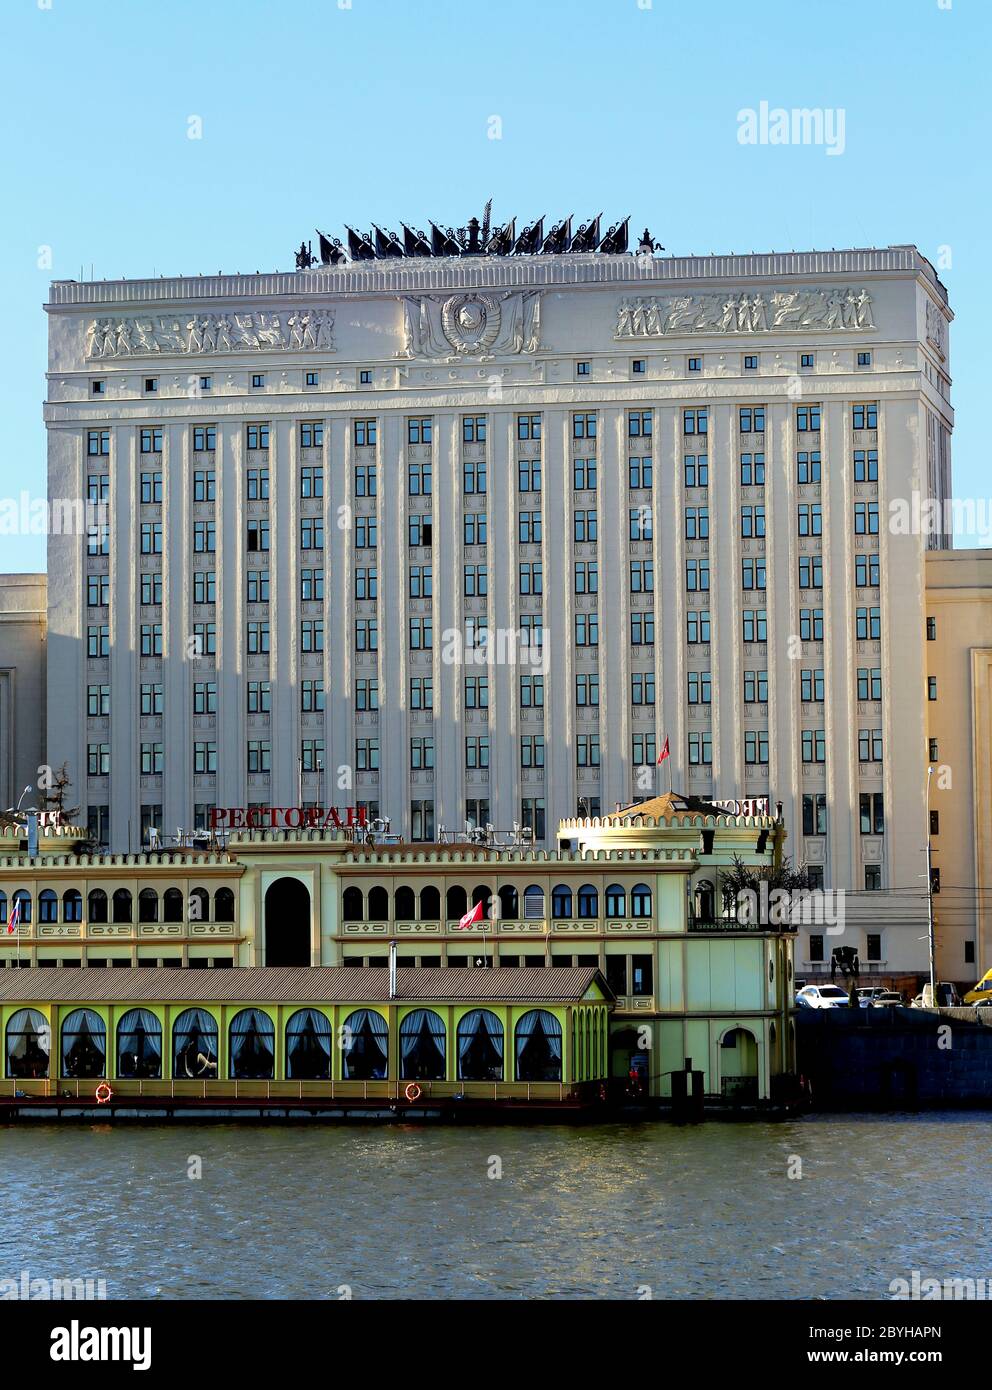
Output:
795,985,852,1009
856,987,890,1007
912,982,962,1008
870,991,905,1007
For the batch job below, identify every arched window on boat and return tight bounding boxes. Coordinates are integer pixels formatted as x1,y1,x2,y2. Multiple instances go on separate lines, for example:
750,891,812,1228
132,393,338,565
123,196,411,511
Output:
6,1008,50,1080
116,1008,162,1080
61,1009,106,1079
12,890,32,925
400,1009,446,1081
605,884,626,918
368,885,389,921
498,885,519,921
342,887,364,922
419,886,440,921
138,888,158,924
523,885,545,920
285,1009,332,1080
631,883,652,918
694,879,715,924
515,1010,563,1083
551,884,573,919
446,885,467,922
87,889,108,924
62,889,83,923
457,1010,504,1082
172,1008,218,1079
38,890,58,924
112,888,132,924
188,887,210,923
341,1009,388,1080
214,887,235,923
228,1009,275,1080
163,888,184,923
577,884,598,919
395,886,416,921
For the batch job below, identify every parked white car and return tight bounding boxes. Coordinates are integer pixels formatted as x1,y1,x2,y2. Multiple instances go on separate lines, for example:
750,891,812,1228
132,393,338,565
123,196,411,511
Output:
856,987,890,1007
795,985,852,1009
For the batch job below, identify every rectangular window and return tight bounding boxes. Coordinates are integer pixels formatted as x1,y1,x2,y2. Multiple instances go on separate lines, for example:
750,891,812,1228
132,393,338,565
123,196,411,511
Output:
407,417,433,445
852,402,878,430
796,404,821,431
803,793,827,836
859,792,885,835
299,421,324,449
354,419,377,447
245,423,270,450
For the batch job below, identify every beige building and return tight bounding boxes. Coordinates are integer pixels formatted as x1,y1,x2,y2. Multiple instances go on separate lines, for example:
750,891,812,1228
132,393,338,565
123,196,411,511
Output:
0,574,46,817
925,549,992,985
44,232,953,976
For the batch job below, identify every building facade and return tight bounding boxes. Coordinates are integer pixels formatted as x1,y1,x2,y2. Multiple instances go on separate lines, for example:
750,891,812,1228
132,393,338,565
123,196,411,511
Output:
0,800,796,1099
44,235,953,973
925,549,992,985
0,574,47,818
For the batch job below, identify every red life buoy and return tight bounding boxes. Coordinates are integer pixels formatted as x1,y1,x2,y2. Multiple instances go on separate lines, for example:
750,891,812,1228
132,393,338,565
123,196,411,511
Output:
95,1083,113,1105
404,1082,422,1102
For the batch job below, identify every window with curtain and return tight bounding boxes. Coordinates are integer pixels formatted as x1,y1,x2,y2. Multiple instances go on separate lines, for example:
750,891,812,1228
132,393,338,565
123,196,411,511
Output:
515,1010,563,1083
630,883,652,917
6,1008,50,1079
457,1010,504,1081
61,1009,107,1078
285,1009,332,1079
551,884,573,919
577,884,598,918
173,1008,218,1078
341,1009,388,1080
228,1008,275,1079
87,890,107,923
400,1009,446,1081
63,890,83,923
116,1008,163,1079
605,884,626,918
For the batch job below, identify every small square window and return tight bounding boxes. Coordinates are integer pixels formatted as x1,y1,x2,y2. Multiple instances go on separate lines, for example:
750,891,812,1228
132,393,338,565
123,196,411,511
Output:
91,379,106,395
360,369,372,385
857,351,872,367
144,377,158,394
744,355,758,371
576,361,591,376
199,375,212,392
632,359,646,375
688,357,702,373
252,374,265,389
800,353,814,369
305,370,319,387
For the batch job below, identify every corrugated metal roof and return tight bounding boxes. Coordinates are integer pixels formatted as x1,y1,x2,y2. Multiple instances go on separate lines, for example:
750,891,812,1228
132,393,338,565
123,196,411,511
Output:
0,966,612,1005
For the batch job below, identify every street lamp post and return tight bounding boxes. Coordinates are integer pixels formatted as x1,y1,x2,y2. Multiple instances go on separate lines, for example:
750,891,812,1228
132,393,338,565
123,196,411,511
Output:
926,764,936,1002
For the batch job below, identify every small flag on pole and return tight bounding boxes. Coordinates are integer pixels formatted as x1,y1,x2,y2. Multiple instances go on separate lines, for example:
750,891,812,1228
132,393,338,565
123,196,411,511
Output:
657,736,670,765
456,900,485,931
6,898,21,935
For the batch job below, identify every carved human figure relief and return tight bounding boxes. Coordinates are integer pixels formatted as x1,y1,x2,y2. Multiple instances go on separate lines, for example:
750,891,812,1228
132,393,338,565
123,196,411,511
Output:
84,307,336,356
615,287,876,338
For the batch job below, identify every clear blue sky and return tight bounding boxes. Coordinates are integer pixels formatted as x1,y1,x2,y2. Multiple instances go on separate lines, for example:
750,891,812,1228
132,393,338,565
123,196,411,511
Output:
0,0,987,570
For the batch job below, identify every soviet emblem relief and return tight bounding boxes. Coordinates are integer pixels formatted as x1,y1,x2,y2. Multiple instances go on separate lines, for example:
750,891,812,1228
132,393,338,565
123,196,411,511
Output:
397,290,543,359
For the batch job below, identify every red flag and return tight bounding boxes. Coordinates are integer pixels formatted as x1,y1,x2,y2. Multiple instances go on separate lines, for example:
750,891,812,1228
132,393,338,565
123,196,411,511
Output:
456,900,485,931
657,736,670,765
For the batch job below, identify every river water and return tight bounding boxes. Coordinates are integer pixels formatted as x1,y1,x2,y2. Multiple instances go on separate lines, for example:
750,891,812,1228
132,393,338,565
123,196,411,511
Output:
2,1115,989,1300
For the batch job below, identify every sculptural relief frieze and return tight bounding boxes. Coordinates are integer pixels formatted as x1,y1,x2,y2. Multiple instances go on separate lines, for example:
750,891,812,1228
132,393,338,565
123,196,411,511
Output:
615,286,875,338
397,290,543,359
85,307,335,358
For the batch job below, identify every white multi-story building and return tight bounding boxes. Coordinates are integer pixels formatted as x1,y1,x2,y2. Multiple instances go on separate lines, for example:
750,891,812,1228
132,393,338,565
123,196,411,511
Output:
44,223,953,976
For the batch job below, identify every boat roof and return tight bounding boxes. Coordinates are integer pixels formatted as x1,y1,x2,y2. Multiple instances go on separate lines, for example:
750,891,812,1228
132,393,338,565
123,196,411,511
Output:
0,965,613,1006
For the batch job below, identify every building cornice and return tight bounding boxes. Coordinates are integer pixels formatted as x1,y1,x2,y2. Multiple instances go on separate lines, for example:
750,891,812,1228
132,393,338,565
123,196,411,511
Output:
46,246,949,311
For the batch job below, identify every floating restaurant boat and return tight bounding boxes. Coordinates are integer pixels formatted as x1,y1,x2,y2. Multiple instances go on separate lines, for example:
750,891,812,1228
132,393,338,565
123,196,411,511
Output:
0,797,800,1115
0,963,614,1121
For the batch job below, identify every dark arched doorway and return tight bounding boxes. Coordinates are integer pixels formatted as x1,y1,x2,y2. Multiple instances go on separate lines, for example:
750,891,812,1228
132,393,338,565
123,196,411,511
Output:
264,877,311,966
